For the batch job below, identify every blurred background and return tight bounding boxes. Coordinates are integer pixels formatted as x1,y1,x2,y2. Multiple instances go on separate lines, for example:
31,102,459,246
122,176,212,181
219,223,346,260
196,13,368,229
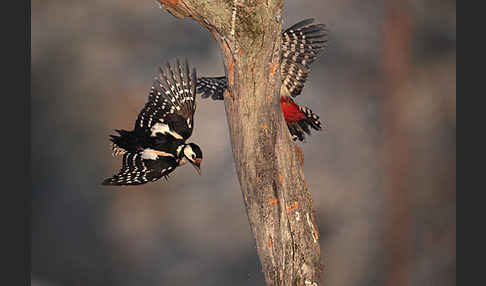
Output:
31,0,456,285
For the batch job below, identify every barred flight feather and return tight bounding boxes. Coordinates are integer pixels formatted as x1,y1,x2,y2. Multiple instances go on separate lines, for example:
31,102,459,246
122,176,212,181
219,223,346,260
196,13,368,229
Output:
102,152,178,186
197,18,327,100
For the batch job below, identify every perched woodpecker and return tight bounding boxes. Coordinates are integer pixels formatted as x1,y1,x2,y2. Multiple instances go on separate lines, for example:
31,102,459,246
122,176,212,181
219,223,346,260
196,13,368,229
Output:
280,97,322,141
197,18,327,141
102,60,202,186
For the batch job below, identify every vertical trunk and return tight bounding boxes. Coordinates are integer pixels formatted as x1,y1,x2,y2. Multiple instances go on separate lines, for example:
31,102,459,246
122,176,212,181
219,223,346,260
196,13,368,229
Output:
158,1,323,284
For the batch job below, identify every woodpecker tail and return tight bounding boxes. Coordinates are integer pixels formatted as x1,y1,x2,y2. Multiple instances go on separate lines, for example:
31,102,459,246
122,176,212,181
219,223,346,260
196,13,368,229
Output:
102,151,177,186
196,76,227,100
288,106,322,142
109,129,140,156
299,105,322,131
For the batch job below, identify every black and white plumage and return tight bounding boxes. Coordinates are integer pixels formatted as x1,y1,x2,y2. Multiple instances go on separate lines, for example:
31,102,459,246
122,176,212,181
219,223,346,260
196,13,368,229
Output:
196,19,327,142
280,18,327,97
197,76,228,100
103,59,203,186
282,97,323,142
196,18,327,100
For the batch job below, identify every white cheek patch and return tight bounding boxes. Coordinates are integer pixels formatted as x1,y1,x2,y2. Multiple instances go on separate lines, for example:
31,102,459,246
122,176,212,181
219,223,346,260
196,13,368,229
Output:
183,147,196,161
150,122,183,139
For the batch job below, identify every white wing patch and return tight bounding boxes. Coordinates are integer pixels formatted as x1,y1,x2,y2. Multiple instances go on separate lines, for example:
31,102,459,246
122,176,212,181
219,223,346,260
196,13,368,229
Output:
141,149,159,160
141,148,175,160
150,122,183,140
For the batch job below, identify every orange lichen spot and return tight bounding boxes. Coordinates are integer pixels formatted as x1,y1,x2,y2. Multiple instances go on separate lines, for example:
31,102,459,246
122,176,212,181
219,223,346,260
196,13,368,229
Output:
267,239,272,248
269,62,278,76
286,202,298,215
279,173,284,184
240,49,244,55
225,89,233,99
228,65,235,85
158,0,186,19
163,0,179,5
263,124,268,130
269,198,278,205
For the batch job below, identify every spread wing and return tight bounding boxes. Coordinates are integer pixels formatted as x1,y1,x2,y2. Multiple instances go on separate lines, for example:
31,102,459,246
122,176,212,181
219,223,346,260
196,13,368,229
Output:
197,19,327,100
196,76,227,100
135,59,197,141
102,151,179,186
281,18,327,97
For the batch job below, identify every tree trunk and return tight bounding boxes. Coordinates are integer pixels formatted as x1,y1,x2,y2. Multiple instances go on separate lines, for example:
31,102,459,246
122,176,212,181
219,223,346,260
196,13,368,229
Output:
158,1,322,285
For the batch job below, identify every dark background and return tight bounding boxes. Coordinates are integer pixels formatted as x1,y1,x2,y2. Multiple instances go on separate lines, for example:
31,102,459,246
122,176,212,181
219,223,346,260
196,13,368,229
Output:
31,0,456,285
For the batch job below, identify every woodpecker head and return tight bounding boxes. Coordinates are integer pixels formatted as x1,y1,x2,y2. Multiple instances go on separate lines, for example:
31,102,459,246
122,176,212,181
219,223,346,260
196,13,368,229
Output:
183,143,203,175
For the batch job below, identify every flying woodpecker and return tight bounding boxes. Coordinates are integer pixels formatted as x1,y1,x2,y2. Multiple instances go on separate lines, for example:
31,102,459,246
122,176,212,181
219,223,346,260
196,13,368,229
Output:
102,59,202,186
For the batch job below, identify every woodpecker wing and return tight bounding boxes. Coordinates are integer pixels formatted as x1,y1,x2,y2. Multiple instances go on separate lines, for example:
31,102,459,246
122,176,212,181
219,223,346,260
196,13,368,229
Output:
102,151,179,186
197,19,327,100
135,59,197,141
196,76,227,100
281,18,327,97
299,105,322,131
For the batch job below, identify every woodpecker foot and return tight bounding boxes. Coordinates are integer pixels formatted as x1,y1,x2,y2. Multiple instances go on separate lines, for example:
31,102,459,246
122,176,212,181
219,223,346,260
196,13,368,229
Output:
295,145,304,166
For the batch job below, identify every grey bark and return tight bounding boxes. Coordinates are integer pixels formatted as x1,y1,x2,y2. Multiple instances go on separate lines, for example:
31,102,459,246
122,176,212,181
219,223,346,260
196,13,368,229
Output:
158,1,322,285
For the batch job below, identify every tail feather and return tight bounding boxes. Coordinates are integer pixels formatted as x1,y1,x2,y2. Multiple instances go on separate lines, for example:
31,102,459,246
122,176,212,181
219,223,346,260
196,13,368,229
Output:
300,106,322,131
288,123,305,142
287,105,323,142
109,129,140,156
298,120,311,135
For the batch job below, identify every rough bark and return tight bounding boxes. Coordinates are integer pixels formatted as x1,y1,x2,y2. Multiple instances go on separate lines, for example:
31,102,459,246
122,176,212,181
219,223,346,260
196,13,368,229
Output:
158,1,322,285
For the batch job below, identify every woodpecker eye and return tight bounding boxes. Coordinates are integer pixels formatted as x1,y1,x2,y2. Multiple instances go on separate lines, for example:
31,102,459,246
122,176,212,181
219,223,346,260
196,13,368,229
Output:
192,154,196,160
